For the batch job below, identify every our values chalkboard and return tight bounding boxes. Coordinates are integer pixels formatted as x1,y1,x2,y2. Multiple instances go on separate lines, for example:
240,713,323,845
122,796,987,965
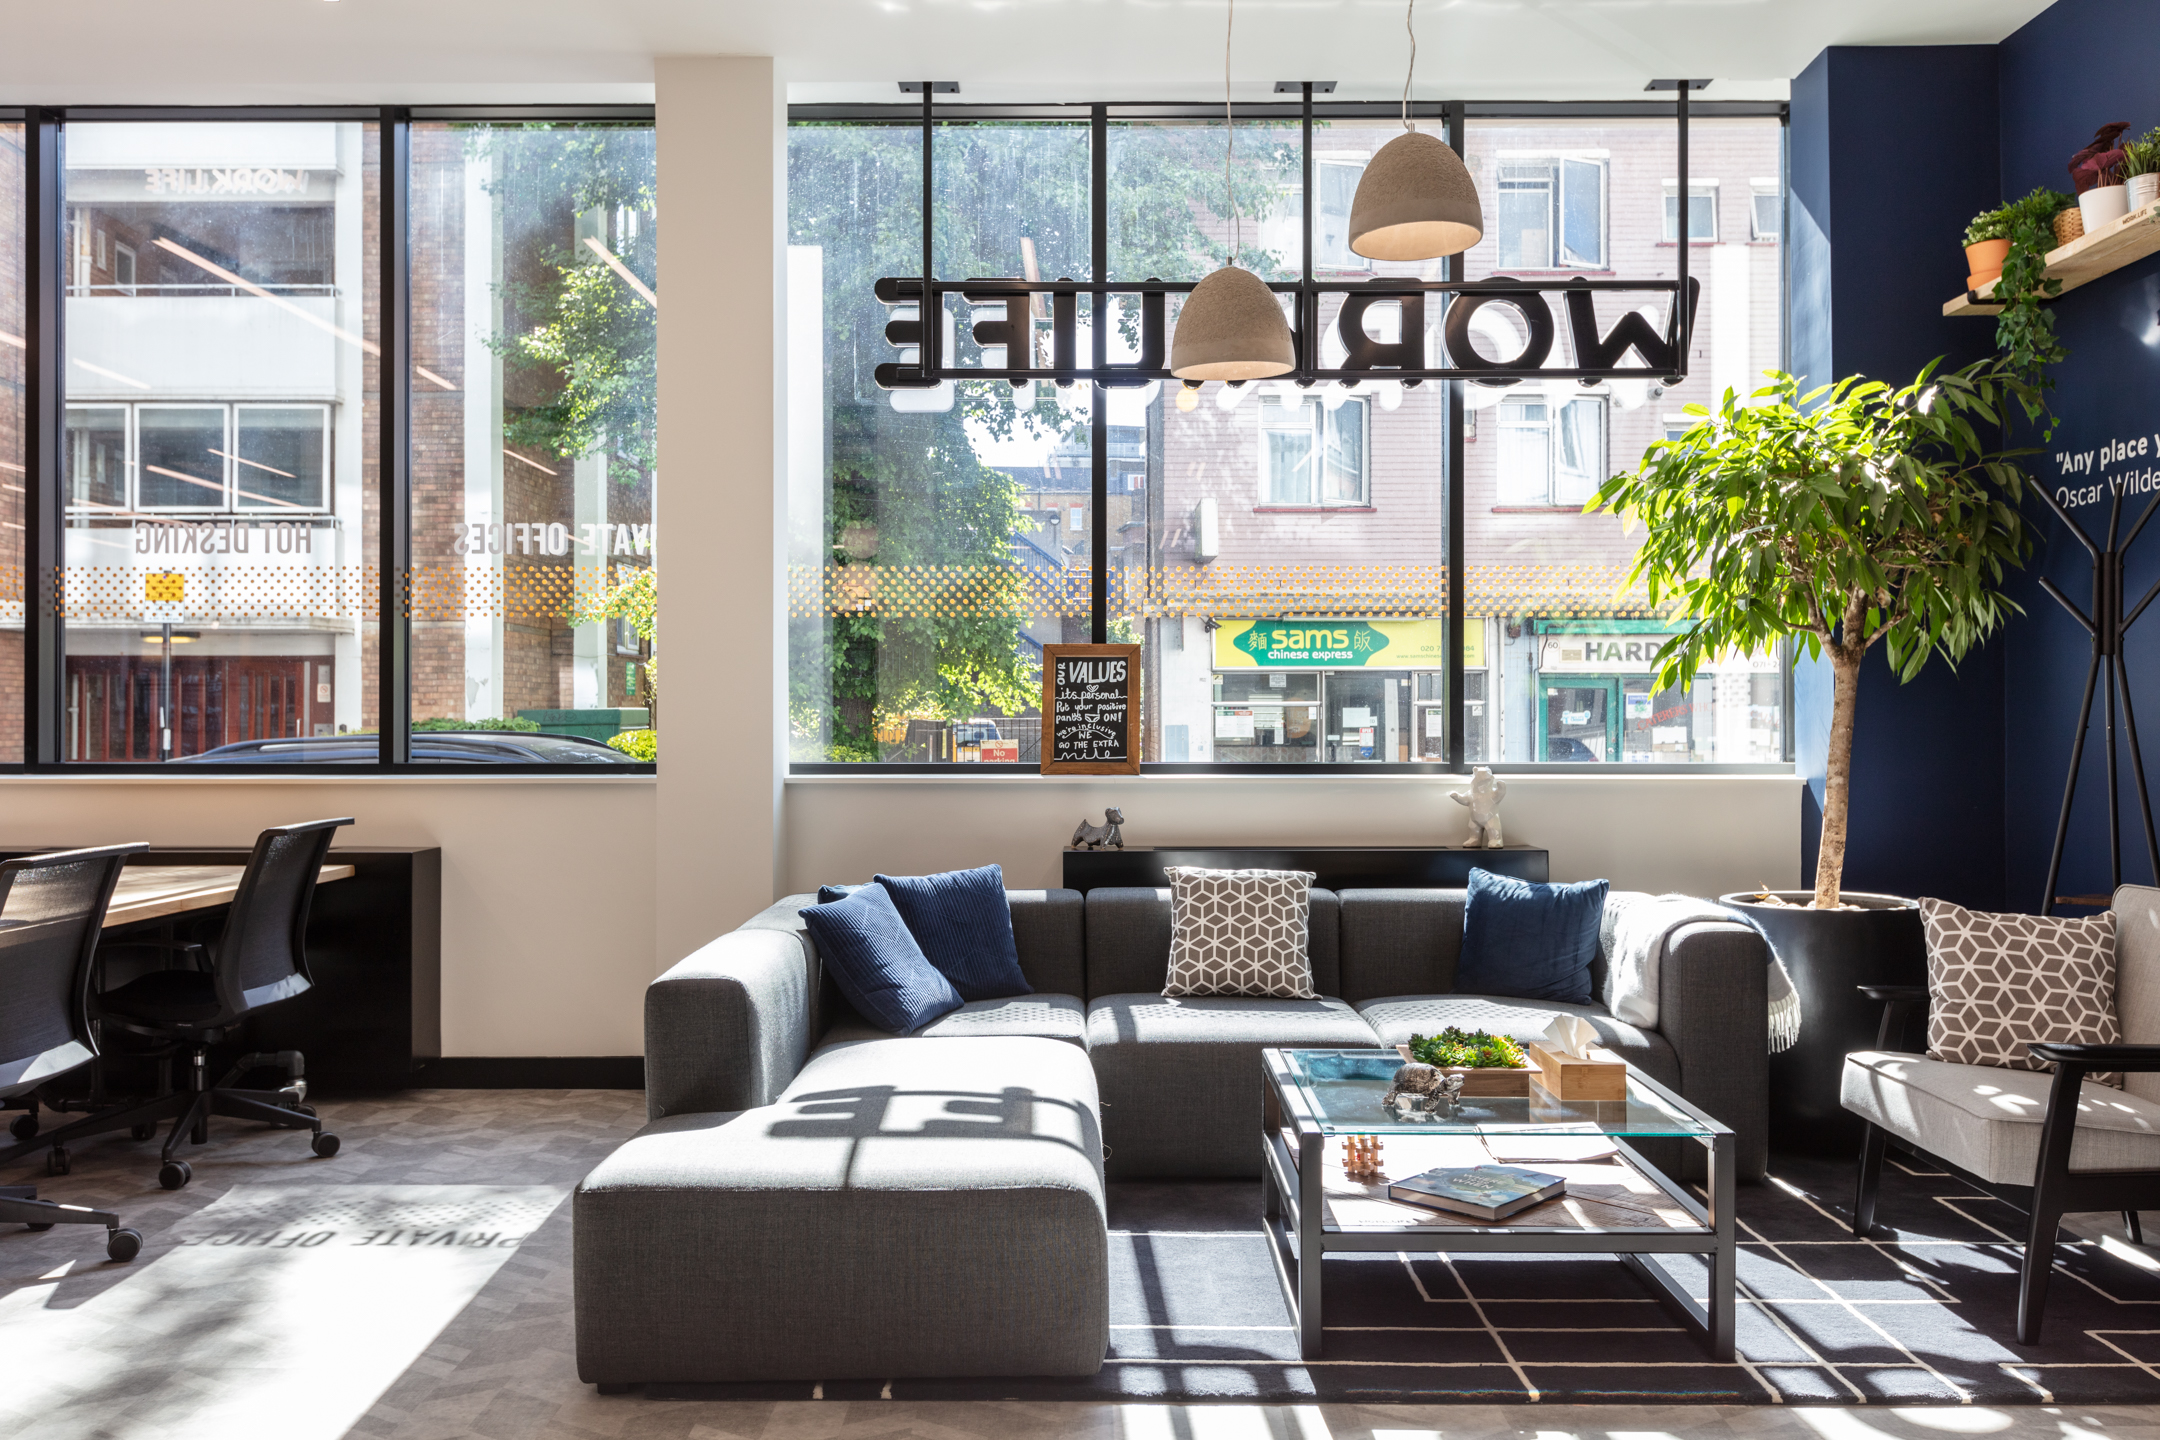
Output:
1040,643,1142,775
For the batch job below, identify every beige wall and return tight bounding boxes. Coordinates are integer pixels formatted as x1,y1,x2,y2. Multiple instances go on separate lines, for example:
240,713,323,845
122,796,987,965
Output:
0,777,655,1055
784,773,1804,899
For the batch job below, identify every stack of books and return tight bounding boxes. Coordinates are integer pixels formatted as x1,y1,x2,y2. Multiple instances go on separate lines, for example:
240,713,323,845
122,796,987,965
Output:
1387,1164,1566,1220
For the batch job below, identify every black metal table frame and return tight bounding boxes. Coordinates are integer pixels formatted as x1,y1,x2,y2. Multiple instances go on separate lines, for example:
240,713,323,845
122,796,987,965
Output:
1259,1047,1738,1361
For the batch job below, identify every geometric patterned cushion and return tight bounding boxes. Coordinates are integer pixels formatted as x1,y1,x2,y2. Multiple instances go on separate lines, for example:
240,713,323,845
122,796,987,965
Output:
1161,867,1317,999
1921,896,2119,1086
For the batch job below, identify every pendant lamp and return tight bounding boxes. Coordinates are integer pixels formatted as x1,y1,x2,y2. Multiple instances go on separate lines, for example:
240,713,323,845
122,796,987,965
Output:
1347,0,1483,261
1169,0,1295,382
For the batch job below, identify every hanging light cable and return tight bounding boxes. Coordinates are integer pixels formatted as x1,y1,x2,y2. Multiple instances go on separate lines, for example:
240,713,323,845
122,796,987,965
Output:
1168,0,1295,382
1347,0,1483,261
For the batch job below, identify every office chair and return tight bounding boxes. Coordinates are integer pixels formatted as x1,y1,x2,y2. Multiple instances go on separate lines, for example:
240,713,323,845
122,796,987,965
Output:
40,818,353,1191
0,843,147,1262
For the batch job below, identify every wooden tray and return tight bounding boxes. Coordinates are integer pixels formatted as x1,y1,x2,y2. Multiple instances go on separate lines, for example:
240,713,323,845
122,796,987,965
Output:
1392,1044,1533,1096
1525,1041,1627,1101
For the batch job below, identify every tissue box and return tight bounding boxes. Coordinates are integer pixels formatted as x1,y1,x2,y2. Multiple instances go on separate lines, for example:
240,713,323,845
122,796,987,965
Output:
1524,1042,1627,1101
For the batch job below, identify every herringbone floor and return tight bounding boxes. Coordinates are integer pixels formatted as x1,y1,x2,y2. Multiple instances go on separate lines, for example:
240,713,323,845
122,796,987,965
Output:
3,1088,2160,1440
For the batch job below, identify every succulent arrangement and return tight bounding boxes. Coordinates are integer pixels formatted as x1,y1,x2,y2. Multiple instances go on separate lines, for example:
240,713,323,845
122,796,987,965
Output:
1407,1028,1528,1070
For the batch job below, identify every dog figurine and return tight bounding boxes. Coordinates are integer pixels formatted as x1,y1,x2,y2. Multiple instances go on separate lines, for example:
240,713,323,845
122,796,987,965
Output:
1449,766,1507,848
1070,807,1126,850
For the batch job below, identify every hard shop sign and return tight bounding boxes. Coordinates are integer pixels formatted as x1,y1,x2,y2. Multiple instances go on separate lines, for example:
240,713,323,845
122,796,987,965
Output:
1538,635,1679,673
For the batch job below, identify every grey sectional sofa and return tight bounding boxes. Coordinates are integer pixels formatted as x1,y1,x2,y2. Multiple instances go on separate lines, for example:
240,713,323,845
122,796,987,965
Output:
575,883,1771,1388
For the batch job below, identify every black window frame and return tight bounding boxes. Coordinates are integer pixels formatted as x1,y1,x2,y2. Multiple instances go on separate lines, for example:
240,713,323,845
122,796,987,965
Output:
2,103,658,776
786,95,1791,777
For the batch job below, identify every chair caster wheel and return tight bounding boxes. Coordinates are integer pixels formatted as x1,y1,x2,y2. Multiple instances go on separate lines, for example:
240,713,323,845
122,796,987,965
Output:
46,1147,69,1177
158,1160,192,1191
107,1229,142,1263
131,1123,156,1142
9,1113,38,1141
25,1222,54,1231
311,1132,340,1158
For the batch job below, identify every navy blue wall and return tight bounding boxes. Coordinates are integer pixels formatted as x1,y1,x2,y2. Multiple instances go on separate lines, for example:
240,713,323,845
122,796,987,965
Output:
1787,45,2009,908
1997,0,2160,908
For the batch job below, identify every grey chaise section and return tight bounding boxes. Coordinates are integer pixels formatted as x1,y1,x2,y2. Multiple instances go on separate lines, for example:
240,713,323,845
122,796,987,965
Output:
577,1035,1107,1384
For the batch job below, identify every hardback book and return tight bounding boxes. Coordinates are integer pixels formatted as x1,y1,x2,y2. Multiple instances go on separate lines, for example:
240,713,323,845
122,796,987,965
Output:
1387,1164,1566,1221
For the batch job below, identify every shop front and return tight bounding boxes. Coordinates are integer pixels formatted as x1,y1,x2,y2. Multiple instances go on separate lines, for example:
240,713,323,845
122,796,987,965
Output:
1532,620,1783,763
1204,619,1474,764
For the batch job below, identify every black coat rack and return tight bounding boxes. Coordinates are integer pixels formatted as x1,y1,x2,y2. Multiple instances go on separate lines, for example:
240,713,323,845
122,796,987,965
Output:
2039,481,2160,914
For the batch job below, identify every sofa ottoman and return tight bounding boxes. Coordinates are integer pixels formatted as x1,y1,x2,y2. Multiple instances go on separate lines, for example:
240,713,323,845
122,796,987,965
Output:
574,1035,1108,1384
1086,994,1380,1178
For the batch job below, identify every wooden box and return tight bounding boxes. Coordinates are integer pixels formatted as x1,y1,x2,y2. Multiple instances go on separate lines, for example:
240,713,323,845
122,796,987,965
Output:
1525,1042,1627,1101
1393,1045,1534,1096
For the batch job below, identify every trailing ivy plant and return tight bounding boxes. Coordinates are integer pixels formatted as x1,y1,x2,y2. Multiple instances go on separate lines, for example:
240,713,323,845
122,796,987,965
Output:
1989,187,2072,425
1593,360,2040,909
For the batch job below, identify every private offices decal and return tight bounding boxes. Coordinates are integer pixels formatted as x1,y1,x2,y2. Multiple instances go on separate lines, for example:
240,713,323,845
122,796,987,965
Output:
2052,427,2160,510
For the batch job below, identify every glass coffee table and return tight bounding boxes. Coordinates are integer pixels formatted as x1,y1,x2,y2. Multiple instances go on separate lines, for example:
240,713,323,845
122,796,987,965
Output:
1262,1048,1736,1360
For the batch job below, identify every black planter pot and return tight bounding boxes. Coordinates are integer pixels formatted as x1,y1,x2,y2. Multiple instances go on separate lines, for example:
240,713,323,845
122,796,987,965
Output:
1717,891,1926,1156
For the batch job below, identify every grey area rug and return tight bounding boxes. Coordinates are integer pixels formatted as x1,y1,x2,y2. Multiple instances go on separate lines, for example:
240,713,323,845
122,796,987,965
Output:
653,1151,2160,1405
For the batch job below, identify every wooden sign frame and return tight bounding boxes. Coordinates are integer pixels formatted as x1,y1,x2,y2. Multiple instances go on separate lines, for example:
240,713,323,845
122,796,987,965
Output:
1040,643,1142,775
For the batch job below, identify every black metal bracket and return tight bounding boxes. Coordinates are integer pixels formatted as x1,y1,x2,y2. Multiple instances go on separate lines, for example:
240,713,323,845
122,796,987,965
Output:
2038,480,2160,913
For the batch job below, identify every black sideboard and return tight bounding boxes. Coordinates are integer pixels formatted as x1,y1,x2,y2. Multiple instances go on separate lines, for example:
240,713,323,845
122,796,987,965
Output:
1061,845,1549,893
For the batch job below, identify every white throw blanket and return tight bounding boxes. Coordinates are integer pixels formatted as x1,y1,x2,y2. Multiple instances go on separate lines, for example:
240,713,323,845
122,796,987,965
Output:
1600,891,1802,1053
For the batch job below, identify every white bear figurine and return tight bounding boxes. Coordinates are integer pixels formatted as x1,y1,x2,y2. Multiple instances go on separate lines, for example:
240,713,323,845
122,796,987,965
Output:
1448,767,1507,848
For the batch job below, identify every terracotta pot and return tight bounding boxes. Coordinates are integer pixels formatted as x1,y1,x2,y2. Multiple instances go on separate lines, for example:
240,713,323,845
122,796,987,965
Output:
1963,238,2010,285
2080,183,2130,234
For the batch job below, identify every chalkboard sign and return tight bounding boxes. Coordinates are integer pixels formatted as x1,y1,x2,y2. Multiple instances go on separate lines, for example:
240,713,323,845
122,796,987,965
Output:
1041,643,1142,775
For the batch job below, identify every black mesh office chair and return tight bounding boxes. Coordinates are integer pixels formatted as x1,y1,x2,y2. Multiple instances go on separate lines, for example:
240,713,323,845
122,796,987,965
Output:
0,843,147,1262
43,818,353,1191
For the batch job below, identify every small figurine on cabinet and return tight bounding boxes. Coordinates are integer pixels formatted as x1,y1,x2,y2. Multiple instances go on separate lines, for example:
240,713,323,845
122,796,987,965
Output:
1070,808,1126,851
1449,766,1507,848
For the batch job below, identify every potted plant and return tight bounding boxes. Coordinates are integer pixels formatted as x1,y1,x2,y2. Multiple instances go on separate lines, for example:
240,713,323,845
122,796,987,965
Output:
1592,360,2039,1146
2123,128,2160,212
2072,121,2132,232
1961,204,2012,291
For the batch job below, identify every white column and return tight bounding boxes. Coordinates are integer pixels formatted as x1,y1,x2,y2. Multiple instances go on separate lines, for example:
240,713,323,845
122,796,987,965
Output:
654,55,784,967
463,150,506,720
1710,242,1751,408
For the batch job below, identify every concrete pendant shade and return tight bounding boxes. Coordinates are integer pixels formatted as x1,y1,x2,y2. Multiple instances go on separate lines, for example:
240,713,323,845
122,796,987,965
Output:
1348,129,1484,261
1168,265,1295,380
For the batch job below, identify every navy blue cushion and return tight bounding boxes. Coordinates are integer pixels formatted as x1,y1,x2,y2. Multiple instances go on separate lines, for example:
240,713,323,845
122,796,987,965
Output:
874,864,1033,1001
817,883,866,903
798,886,964,1034
1457,868,1609,1004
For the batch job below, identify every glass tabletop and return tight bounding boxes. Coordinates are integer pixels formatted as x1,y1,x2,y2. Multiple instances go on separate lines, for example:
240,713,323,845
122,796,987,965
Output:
1272,1049,1720,1138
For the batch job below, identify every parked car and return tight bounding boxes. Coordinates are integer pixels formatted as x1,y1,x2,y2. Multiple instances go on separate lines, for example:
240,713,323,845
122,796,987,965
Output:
169,732,644,765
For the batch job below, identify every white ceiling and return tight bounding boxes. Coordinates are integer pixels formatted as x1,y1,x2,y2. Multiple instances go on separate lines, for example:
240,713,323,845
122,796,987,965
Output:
0,0,2054,107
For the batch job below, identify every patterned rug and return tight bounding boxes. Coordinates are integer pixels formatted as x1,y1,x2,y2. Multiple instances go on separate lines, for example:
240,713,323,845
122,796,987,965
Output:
656,1150,2160,1405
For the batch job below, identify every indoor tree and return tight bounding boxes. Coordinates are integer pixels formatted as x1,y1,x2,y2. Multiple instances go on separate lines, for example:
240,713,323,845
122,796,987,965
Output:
1593,361,2038,908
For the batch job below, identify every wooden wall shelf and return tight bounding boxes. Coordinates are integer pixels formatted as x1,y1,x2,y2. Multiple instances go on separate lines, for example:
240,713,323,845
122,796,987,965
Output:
1946,199,2160,316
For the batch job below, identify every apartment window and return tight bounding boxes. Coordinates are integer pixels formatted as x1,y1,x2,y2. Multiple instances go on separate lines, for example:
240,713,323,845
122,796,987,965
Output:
1663,181,1719,241
1495,157,1605,269
1315,156,1367,271
1261,396,1368,507
1497,396,1604,506
1751,179,1781,241
65,403,330,513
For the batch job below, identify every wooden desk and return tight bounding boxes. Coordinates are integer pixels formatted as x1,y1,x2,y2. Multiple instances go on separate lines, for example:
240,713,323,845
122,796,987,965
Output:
104,864,357,928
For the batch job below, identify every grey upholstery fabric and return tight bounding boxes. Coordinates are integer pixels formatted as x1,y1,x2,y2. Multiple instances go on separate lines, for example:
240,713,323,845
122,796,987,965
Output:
1010,889,1086,997
742,896,841,1045
1085,994,1379,1178
644,923,817,1122
1338,889,1465,1002
1656,920,1770,1181
1353,994,1678,1088
575,1037,1107,1383
2115,885,2160,1106
819,993,1088,1048
1084,887,1340,998
1843,1049,2160,1183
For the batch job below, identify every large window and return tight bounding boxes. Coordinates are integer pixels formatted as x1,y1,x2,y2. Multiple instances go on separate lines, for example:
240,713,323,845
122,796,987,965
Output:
0,108,656,771
787,102,1787,771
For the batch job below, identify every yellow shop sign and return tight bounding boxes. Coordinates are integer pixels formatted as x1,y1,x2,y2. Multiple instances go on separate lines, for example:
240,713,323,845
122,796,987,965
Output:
1214,619,1470,669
